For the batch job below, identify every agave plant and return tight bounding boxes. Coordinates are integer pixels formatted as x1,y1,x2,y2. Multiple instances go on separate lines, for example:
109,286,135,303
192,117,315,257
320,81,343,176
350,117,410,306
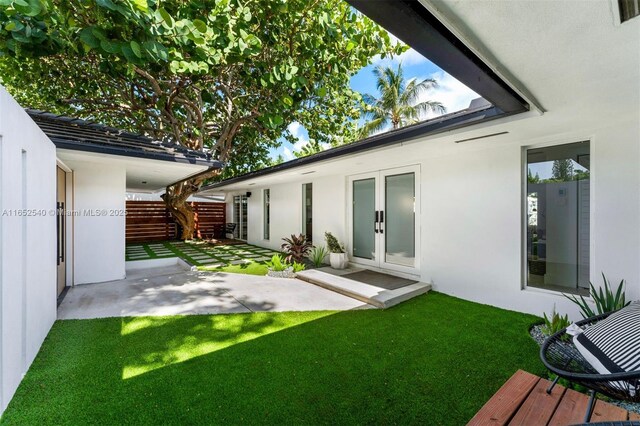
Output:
309,245,329,267
281,234,312,263
540,306,571,340
564,273,630,319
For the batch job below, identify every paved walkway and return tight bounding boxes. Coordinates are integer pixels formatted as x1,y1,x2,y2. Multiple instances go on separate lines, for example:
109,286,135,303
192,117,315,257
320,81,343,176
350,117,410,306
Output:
125,241,280,267
58,266,370,319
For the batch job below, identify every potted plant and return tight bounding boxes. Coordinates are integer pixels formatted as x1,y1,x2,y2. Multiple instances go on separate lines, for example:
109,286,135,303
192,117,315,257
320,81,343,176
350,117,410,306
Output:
324,232,348,269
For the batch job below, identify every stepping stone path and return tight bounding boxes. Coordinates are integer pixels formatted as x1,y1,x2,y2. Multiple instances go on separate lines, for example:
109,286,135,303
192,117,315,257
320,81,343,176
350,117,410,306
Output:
125,241,281,268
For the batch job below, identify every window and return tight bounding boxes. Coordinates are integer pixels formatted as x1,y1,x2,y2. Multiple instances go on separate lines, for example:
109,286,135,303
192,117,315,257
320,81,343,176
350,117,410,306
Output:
526,141,590,295
302,183,312,242
263,189,270,240
620,0,640,22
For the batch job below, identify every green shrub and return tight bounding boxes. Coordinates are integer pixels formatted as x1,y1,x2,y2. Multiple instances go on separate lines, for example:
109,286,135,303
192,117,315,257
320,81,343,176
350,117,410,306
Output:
292,262,306,273
309,245,328,267
540,307,571,340
266,254,288,272
265,255,305,274
324,232,345,253
564,273,630,319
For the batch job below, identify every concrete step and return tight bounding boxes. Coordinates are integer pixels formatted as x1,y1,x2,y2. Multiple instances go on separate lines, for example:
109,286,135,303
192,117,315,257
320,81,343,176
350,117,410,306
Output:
296,269,431,308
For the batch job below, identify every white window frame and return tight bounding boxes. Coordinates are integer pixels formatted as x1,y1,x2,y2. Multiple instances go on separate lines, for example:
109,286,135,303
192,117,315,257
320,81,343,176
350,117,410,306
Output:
521,137,594,295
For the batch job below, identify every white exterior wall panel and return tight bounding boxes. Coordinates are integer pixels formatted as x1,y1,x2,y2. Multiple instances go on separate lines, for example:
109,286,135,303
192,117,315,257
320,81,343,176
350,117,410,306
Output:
0,87,57,414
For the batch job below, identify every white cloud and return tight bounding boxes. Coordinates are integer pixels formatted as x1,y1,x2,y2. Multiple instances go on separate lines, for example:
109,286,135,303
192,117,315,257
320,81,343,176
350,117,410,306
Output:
371,32,428,68
371,48,427,69
281,121,311,160
419,71,480,119
282,147,295,161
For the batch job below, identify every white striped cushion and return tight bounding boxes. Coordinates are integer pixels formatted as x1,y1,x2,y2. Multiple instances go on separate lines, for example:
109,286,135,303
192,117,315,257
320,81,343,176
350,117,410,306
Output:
573,301,640,374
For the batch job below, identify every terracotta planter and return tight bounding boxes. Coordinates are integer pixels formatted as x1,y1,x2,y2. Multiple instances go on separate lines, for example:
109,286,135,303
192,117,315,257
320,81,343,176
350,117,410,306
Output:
329,252,349,270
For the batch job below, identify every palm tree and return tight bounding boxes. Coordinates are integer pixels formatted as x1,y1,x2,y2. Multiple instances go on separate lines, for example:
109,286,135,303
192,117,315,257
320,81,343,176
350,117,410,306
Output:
360,63,445,137
294,139,323,158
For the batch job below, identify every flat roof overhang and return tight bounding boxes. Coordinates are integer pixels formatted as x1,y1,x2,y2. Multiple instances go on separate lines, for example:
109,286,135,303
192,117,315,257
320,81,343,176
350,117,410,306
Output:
348,0,529,114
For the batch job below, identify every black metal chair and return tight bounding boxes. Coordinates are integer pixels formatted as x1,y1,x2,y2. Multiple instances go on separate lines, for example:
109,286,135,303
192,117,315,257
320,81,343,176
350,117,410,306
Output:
224,223,237,239
540,311,640,423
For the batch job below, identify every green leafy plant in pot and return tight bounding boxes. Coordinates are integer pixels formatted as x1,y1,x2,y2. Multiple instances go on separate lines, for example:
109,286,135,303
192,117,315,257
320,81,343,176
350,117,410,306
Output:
324,232,348,269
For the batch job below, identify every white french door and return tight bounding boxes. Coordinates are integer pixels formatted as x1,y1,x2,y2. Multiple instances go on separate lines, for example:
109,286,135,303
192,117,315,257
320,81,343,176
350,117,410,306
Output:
347,165,420,274
233,195,248,240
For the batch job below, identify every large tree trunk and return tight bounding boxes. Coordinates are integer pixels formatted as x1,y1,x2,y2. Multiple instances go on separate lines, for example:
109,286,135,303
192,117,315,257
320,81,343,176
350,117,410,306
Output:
162,169,220,240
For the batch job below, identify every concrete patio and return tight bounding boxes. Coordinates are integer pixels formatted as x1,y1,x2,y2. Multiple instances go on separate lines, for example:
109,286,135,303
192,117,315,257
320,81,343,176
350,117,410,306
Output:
58,265,371,319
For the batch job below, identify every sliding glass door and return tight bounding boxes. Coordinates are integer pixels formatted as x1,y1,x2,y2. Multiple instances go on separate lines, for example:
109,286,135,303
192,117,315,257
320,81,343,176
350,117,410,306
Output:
349,166,419,273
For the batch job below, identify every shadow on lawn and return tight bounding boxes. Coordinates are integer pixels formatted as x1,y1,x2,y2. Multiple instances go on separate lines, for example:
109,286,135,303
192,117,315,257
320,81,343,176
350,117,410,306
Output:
1,293,545,425
119,302,283,378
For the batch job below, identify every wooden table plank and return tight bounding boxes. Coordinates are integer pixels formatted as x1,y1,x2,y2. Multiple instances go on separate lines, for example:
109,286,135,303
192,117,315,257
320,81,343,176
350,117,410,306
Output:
588,399,629,422
467,370,540,425
508,378,566,426
629,411,640,420
547,388,591,426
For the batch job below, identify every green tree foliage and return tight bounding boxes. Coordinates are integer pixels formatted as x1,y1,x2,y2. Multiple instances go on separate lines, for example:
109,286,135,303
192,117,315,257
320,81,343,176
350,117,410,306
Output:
0,0,402,238
270,154,285,166
360,63,444,137
294,139,323,158
551,159,574,182
527,169,541,184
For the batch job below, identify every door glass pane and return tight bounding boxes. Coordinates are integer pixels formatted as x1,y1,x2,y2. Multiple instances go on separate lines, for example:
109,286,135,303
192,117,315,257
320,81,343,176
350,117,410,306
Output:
385,173,415,267
263,189,270,240
233,196,240,239
241,195,248,240
353,178,375,260
302,183,312,242
526,141,590,294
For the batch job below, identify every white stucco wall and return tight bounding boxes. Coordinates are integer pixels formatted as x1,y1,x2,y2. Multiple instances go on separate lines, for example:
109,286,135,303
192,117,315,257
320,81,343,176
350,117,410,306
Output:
421,121,639,319
71,161,126,284
0,87,57,414
226,174,348,252
221,115,639,320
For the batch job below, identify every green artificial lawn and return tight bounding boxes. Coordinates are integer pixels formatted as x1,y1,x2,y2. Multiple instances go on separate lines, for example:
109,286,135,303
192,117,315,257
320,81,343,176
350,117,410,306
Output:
197,261,269,275
125,241,280,272
0,293,545,425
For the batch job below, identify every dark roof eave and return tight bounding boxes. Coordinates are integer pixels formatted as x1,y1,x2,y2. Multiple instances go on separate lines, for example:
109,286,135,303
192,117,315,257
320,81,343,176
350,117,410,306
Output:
54,139,223,168
27,109,217,165
202,105,507,191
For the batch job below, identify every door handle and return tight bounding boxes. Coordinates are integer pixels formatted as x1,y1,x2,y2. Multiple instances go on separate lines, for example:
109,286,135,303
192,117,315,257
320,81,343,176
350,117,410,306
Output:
56,203,60,265
379,211,384,234
374,210,379,233
60,202,65,263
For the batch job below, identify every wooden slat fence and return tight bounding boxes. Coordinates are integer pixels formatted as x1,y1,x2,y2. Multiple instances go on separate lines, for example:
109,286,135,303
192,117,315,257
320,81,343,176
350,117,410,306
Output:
193,202,226,239
126,201,225,243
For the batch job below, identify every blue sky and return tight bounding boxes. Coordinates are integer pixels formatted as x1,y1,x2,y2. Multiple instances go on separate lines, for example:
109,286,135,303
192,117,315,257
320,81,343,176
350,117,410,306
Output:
271,43,479,161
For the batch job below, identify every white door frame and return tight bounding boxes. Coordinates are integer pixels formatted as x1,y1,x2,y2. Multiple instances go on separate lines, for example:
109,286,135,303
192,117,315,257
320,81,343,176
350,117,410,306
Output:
347,165,421,275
